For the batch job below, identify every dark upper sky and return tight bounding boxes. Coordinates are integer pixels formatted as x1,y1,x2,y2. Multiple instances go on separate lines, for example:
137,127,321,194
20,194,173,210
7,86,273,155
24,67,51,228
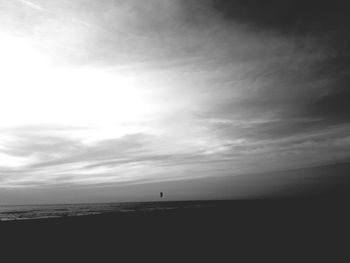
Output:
0,0,349,204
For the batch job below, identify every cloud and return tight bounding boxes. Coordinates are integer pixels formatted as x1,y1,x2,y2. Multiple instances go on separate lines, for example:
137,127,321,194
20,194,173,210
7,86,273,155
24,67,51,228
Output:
0,0,349,197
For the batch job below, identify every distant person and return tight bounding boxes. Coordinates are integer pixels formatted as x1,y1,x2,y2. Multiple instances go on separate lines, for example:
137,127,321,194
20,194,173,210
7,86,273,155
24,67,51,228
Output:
160,192,163,198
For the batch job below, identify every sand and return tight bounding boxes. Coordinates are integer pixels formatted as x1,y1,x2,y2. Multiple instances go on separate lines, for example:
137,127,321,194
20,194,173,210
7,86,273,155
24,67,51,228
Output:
0,198,349,262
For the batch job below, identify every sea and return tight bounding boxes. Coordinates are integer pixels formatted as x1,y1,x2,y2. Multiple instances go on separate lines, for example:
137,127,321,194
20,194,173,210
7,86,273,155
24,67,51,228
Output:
0,200,219,221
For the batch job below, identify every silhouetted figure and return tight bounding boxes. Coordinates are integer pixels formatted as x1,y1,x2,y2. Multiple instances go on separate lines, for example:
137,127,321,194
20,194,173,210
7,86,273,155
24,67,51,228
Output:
160,192,163,198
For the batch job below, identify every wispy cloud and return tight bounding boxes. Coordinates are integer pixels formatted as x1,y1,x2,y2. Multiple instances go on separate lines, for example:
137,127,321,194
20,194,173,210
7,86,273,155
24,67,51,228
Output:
16,0,46,11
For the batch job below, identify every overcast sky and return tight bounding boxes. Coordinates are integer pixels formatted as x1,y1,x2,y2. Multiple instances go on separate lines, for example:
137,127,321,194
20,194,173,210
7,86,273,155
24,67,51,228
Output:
0,0,349,204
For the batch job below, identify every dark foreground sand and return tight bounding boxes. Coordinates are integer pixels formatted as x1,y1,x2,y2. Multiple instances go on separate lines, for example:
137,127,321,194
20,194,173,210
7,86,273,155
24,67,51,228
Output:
1,198,349,262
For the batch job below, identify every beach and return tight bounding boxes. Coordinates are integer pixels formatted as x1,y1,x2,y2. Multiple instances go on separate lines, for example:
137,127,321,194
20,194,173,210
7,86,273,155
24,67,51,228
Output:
1,198,349,262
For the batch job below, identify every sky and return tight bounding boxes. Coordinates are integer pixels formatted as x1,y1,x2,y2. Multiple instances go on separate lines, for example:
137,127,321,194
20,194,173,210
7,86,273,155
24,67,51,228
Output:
0,0,349,204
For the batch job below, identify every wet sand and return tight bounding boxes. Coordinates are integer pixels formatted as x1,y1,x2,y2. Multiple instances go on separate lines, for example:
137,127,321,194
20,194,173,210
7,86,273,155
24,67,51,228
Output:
1,198,349,262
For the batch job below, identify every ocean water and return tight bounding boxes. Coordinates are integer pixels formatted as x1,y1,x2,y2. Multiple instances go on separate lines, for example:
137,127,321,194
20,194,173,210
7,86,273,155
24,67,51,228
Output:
0,201,212,221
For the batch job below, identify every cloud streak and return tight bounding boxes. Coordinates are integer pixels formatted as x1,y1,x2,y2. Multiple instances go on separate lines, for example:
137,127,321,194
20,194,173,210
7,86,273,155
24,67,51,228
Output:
16,0,46,11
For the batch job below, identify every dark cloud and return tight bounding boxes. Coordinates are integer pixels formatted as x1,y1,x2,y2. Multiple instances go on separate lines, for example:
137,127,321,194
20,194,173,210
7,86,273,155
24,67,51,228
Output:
305,74,350,122
212,0,350,34
211,0,350,125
